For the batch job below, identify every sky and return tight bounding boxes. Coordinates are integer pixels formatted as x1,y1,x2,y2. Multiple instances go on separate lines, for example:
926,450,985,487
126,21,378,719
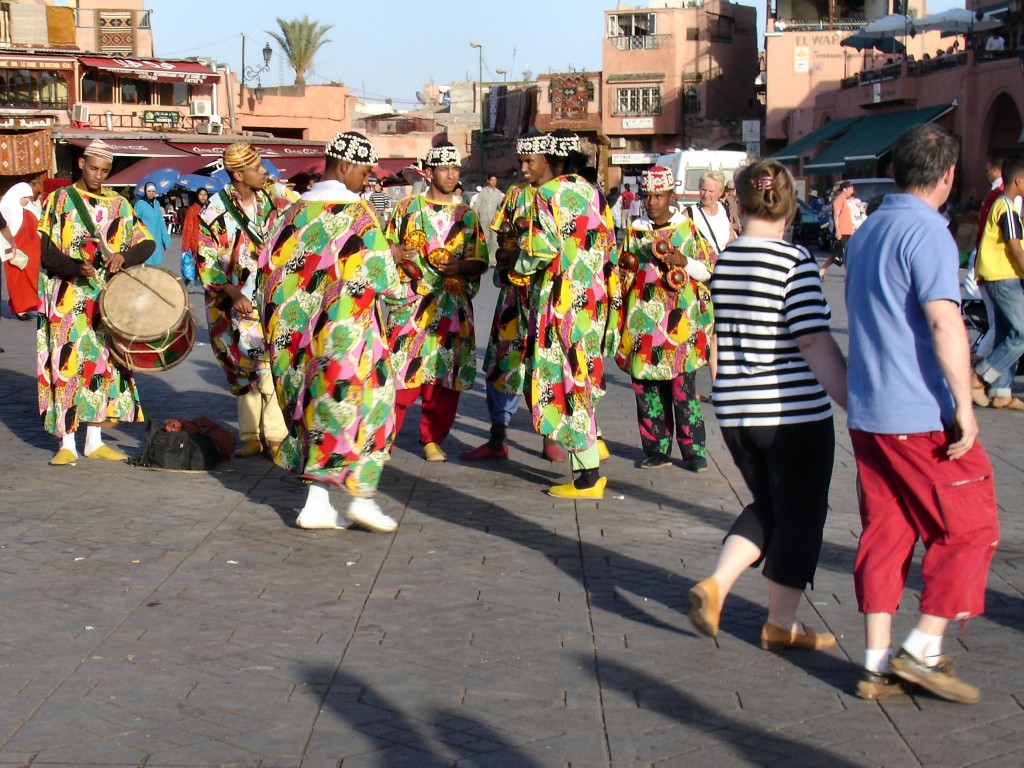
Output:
151,0,969,108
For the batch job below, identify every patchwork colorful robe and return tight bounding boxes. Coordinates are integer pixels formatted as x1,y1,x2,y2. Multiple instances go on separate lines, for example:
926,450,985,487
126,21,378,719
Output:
259,197,406,493
615,210,716,379
36,186,154,437
481,183,535,396
514,175,616,451
383,195,487,391
197,182,294,395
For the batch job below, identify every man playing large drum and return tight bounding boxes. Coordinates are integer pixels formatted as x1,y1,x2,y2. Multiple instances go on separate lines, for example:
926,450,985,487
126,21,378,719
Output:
37,139,156,465
197,142,292,459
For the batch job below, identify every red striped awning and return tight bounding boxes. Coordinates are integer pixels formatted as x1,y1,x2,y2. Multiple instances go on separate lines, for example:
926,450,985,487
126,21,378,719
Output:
66,138,191,157
79,56,218,85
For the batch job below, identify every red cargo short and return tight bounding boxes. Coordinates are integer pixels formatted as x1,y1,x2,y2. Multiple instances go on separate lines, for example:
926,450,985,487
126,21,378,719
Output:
851,429,999,619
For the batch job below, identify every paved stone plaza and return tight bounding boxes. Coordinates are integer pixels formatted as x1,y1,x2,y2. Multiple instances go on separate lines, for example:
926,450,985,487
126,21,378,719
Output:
0,251,1021,767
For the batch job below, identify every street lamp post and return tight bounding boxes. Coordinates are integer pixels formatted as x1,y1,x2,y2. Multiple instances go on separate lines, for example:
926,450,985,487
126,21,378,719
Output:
496,67,507,82
470,41,484,185
240,34,273,107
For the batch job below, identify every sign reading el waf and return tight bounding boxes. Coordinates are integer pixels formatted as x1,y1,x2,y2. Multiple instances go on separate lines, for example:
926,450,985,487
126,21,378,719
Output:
791,32,861,74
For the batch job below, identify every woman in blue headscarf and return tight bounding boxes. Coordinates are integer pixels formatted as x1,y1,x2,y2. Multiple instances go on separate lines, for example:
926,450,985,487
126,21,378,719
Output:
133,182,171,266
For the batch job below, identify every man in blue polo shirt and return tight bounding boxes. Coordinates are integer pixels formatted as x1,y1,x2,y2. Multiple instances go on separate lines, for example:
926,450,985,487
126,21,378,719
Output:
845,123,999,705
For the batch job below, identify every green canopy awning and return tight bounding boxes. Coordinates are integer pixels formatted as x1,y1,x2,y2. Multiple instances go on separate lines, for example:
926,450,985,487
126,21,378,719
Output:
772,116,863,165
803,104,956,174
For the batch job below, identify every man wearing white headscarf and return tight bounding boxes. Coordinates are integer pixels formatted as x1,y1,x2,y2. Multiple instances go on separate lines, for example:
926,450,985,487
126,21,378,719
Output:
0,181,40,319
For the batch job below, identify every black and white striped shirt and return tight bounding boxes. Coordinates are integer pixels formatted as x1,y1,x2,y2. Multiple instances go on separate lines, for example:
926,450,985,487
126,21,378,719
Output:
710,236,833,428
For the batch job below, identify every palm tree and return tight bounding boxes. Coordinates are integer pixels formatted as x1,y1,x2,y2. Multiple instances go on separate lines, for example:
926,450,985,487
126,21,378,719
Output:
267,16,333,87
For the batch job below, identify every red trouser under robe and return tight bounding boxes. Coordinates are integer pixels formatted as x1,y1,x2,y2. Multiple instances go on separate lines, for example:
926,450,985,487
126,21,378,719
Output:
394,384,461,445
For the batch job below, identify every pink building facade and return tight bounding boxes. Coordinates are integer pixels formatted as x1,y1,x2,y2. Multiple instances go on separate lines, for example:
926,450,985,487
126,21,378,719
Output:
600,0,760,186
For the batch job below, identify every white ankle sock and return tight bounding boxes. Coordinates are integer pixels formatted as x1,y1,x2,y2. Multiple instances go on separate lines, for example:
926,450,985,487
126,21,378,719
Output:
83,425,103,454
865,647,893,674
302,481,332,513
903,629,943,665
61,433,78,455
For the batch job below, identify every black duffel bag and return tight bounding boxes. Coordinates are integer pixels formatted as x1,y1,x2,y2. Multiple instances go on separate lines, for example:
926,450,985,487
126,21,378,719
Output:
135,419,227,471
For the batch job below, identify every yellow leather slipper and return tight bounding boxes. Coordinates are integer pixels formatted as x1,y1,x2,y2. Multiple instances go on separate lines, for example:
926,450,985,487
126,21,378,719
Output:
85,445,128,461
548,476,607,500
49,448,79,466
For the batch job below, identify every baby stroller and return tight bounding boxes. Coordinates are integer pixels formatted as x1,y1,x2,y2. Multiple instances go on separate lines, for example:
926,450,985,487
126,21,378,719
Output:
961,298,989,361
963,295,1024,374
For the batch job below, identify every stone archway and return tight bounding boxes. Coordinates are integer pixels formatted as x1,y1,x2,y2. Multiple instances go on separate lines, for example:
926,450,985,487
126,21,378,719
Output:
981,92,1023,157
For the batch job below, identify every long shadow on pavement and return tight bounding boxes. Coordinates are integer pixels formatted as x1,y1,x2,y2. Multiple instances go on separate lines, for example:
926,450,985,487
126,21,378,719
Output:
380,462,772,639
588,654,870,768
304,665,549,767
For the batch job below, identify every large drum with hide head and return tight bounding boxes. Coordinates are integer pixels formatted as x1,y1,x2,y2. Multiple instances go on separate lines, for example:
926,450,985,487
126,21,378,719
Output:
99,265,195,372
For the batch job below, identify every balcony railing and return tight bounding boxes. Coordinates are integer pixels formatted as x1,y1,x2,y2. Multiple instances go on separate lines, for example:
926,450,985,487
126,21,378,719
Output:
74,111,209,131
0,97,67,110
839,51,1007,90
773,18,866,32
608,34,671,51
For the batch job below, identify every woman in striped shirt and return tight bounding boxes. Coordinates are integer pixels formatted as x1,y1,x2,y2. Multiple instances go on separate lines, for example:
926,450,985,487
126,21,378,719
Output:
688,159,848,651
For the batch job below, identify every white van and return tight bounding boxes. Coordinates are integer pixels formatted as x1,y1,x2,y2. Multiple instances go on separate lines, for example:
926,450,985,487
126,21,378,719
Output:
655,149,749,206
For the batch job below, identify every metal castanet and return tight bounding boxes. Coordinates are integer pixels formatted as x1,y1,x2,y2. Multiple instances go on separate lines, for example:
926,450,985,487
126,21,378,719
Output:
654,238,689,291
619,250,639,272
399,230,428,282
497,221,518,253
497,217,532,286
426,247,453,271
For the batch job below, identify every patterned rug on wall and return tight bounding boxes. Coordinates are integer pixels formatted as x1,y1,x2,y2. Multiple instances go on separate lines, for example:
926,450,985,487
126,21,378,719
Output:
98,11,135,55
551,75,589,121
0,130,52,176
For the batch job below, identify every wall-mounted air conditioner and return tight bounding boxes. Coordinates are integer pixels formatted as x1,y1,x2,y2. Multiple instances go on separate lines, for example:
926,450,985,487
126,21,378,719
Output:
190,100,212,117
609,137,627,149
196,115,223,135
71,104,90,123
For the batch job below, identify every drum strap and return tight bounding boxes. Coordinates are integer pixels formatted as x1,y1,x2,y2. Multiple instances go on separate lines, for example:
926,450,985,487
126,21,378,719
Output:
220,189,266,249
66,186,115,265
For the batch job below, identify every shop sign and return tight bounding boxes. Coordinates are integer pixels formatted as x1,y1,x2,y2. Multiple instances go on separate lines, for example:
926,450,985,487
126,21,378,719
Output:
142,110,181,125
622,117,654,129
610,153,659,165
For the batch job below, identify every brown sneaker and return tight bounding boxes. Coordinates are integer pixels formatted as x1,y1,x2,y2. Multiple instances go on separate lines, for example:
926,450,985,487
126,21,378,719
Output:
760,621,836,651
889,648,979,704
856,669,909,701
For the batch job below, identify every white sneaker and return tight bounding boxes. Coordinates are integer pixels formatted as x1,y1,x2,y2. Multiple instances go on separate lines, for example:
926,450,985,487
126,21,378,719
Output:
345,497,397,533
296,506,350,530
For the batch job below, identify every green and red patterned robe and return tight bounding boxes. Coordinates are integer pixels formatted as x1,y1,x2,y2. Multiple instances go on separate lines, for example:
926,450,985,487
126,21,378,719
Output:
259,189,406,495
197,182,294,395
615,210,716,379
383,195,487,391
514,174,616,452
36,186,154,437
481,182,535,396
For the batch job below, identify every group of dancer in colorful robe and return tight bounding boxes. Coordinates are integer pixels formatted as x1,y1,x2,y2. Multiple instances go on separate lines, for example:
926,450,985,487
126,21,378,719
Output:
33,130,720,527
463,131,718,497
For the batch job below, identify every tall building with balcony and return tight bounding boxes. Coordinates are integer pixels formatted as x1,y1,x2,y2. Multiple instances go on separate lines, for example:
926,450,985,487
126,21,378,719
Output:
764,0,931,147
602,0,760,185
766,1,1022,195
0,0,233,184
